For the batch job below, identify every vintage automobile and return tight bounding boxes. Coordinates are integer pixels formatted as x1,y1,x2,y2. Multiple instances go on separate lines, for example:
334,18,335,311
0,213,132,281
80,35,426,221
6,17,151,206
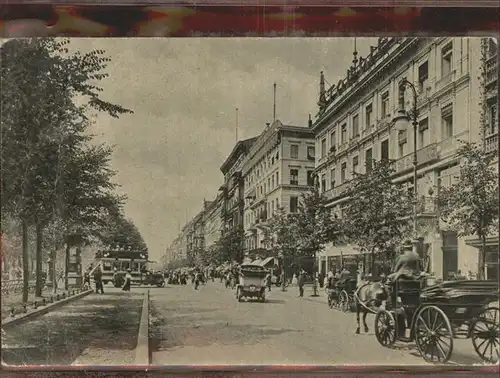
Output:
236,263,268,302
140,271,165,287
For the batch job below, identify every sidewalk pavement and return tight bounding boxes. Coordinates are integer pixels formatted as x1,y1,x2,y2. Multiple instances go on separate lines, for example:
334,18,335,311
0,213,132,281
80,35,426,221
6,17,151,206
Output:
1,287,146,366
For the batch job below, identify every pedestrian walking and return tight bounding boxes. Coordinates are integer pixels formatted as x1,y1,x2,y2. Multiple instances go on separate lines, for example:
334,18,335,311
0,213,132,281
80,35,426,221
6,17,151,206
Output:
83,267,91,290
93,266,104,294
291,273,298,286
122,269,132,291
194,270,201,290
265,271,272,292
298,270,305,297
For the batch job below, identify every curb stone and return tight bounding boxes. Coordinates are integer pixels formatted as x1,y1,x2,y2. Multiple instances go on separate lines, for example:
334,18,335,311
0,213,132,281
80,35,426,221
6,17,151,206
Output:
134,289,150,365
2,289,93,328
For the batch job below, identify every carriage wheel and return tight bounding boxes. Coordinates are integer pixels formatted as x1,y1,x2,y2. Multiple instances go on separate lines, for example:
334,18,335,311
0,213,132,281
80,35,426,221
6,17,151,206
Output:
375,310,397,347
340,290,350,312
414,305,454,364
470,307,499,364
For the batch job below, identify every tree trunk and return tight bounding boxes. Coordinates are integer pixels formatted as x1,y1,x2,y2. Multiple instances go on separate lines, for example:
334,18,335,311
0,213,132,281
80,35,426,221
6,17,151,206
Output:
478,232,487,280
35,222,43,297
51,249,57,294
370,246,376,277
21,218,29,303
64,242,70,290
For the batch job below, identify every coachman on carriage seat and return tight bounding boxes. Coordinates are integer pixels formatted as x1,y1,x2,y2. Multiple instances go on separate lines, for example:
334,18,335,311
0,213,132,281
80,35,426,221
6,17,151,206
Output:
387,240,422,284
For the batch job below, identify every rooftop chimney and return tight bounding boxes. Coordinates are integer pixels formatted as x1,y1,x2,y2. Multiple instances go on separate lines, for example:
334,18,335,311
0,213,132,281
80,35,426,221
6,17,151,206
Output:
308,114,312,128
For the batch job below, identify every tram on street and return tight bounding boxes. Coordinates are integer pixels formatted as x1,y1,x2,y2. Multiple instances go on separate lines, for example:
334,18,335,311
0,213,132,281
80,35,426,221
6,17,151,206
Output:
95,248,151,286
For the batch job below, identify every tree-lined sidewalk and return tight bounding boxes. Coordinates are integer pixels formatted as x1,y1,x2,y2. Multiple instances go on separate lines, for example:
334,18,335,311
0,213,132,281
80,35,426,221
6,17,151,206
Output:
2,288,145,366
1,38,145,303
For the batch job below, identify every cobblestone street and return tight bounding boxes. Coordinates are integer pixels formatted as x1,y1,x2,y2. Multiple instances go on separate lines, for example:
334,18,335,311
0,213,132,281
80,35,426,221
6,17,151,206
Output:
1,288,144,366
149,282,487,366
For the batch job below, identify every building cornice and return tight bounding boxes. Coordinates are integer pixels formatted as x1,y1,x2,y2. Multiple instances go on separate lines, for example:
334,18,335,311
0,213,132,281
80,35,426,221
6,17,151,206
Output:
242,120,313,177
220,137,258,175
312,38,421,136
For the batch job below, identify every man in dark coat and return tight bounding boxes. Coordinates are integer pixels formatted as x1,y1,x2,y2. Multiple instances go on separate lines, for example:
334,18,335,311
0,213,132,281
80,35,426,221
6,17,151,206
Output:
93,266,104,294
297,270,306,297
388,240,422,283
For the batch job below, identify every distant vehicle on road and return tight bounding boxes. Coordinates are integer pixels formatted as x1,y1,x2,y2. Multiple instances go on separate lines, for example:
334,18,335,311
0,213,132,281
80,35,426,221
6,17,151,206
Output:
236,264,268,302
94,248,152,286
141,271,165,287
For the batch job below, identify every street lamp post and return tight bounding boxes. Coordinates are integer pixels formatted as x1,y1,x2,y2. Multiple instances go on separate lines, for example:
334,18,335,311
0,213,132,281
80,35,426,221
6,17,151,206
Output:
394,77,419,251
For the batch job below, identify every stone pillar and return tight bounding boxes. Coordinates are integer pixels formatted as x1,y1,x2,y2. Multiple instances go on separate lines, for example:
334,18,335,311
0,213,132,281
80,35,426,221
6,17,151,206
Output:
430,233,444,280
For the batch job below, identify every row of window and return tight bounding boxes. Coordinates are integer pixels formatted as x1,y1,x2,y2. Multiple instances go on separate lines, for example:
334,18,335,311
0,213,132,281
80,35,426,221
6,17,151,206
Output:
247,144,316,197
252,171,280,199
319,90,389,158
290,144,316,160
244,195,302,227
245,148,280,187
319,41,457,159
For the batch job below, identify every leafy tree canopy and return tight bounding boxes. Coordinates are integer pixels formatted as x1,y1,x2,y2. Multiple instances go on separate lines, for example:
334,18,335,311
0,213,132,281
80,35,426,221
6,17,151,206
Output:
438,142,498,279
438,142,499,238
294,185,342,257
341,159,413,258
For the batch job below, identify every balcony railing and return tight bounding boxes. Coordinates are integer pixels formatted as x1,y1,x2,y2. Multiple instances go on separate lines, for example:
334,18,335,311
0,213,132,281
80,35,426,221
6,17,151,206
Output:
485,132,499,153
376,116,391,131
323,180,353,200
394,143,439,174
436,70,455,92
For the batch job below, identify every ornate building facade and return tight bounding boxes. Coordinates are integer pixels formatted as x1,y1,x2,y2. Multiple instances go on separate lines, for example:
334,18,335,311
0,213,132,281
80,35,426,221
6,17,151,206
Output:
203,195,224,251
312,37,498,281
242,119,315,258
220,137,257,234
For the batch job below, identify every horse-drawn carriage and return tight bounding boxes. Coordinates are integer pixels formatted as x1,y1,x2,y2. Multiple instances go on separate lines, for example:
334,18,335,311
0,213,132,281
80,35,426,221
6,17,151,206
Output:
327,278,358,312
374,279,499,364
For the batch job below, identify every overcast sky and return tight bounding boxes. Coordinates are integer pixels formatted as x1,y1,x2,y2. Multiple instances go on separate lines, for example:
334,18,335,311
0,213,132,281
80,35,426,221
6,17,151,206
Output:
69,37,378,260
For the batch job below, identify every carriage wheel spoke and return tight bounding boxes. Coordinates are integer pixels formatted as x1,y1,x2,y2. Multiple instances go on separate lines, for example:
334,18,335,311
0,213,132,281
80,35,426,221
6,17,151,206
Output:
480,338,493,359
435,338,448,360
433,320,444,332
429,342,436,361
431,311,439,330
476,337,489,351
488,339,494,360
418,315,432,333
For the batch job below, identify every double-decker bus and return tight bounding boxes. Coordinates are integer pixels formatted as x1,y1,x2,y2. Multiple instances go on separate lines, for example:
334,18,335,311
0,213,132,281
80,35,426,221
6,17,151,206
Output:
95,248,151,286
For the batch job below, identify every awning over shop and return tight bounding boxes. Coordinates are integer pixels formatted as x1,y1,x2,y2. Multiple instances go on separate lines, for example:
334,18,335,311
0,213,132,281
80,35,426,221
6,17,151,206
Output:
320,243,361,257
260,257,278,267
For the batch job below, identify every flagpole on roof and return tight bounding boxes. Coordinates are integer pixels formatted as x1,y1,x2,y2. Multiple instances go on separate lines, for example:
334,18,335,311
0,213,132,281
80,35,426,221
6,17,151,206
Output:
273,82,277,121
235,107,239,143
